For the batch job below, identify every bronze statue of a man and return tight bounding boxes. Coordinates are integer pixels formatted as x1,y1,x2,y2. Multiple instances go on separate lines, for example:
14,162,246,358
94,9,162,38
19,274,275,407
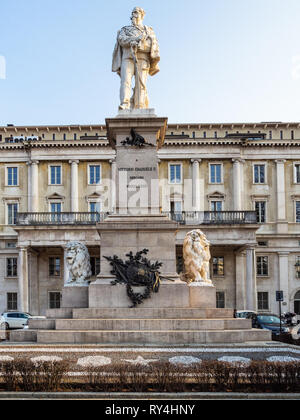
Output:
112,7,160,110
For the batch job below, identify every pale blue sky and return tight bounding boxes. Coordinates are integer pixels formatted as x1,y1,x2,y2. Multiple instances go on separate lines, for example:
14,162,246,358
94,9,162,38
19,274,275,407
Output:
0,0,300,125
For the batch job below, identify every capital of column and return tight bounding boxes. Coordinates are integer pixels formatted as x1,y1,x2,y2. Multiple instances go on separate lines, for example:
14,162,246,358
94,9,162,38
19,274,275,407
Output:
275,159,286,165
232,158,245,164
69,160,80,165
26,160,39,166
191,159,202,164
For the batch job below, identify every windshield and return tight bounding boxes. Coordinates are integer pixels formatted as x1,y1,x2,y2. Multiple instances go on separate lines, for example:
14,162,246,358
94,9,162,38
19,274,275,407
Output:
257,315,281,324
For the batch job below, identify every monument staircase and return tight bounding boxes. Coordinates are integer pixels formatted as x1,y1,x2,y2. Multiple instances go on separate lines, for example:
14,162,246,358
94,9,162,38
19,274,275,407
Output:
10,307,270,344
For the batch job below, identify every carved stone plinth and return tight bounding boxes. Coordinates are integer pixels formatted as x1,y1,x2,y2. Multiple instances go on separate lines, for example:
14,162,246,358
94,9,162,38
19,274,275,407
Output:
62,287,89,309
189,284,217,309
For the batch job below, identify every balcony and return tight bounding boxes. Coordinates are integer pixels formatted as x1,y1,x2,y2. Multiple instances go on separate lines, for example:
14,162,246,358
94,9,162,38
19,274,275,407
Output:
16,212,107,226
163,211,258,225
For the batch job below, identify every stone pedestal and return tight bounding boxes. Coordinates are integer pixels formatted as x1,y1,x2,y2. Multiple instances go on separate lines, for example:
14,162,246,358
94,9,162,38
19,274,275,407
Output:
97,214,181,284
62,287,89,309
189,284,217,309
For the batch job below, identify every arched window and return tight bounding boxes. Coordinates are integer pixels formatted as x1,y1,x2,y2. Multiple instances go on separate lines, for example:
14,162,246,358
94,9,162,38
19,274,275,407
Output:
294,291,300,315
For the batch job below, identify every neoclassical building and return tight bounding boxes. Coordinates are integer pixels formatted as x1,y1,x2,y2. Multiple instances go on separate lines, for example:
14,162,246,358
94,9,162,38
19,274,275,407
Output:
1,121,300,317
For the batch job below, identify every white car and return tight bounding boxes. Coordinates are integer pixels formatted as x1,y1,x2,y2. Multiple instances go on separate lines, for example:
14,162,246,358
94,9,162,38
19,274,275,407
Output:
0,312,46,330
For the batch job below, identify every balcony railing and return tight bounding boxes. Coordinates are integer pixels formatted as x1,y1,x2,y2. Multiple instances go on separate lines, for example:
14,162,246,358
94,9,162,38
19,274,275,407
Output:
163,211,258,225
16,211,257,226
16,212,108,226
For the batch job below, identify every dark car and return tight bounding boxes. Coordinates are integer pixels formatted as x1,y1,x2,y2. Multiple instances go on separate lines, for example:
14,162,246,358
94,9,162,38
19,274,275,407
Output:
251,313,289,336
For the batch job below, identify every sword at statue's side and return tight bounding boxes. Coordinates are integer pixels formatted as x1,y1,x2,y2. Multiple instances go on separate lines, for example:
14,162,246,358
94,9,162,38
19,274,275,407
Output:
131,44,146,109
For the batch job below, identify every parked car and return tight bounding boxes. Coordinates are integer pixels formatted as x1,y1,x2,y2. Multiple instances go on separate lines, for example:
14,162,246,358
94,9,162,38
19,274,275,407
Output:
235,310,257,319
0,312,45,330
251,313,289,336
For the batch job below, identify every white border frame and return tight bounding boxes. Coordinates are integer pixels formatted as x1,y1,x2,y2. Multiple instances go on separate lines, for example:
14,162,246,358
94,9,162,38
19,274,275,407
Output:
293,163,300,184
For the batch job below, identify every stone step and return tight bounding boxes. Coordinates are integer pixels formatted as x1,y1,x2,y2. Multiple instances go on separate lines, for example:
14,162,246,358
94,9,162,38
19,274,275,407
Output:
36,329,271,345
55,318,251,331
72,308,234,320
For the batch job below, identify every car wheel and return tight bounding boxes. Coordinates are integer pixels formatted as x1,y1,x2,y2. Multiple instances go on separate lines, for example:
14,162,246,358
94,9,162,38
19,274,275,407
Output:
1,323,9,331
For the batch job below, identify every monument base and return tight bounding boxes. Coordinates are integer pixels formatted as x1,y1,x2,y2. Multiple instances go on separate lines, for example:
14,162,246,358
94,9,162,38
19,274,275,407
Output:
89,282,216,309
62,287,89,309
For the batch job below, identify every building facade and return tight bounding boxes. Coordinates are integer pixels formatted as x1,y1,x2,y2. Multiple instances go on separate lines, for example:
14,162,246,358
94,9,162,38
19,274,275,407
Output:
1,122,300,317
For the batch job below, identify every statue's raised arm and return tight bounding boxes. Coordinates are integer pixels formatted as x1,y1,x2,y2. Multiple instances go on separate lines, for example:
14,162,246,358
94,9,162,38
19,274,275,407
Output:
112,7,160,111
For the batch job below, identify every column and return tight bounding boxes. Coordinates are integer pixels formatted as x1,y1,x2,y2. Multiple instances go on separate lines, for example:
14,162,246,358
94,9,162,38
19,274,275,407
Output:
18,247,29,313
191,159,201,212
110,159,117,213
63,245,70,287
275,160,286,222
246,246,257,311
232,159,244,211
69,160,79,213
26,162,32,212
31,161,39,213
235,250,246,310
278,252,290,307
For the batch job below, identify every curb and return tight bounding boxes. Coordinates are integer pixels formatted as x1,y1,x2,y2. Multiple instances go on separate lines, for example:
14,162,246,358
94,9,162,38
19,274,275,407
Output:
0,392,299,400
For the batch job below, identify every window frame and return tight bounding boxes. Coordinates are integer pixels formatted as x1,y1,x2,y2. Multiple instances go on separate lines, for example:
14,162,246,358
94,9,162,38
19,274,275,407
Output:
6,166,19,187
48,291,62,309
6,257,18,278
255,201,267,224
257,291,269,311
88,164,102,186
253,163,267,185
212,257,225,277
7,292,18,311
168,163,183,185
48,257,62,277
48,165,63,186
294,163,300,184
6,202,19,226
257,255,269,277
216,291,226,309
295,201,300,223
209,163,223,185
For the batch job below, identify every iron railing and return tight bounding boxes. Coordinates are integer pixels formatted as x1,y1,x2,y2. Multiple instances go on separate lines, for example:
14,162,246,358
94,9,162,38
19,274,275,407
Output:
16,212,108,226
163,211,258,225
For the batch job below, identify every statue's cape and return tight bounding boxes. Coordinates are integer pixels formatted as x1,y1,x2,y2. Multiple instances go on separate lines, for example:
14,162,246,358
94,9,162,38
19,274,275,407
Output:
112,26,160,77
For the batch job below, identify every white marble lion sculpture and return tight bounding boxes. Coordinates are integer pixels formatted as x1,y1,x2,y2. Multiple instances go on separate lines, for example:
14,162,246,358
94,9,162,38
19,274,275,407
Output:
183,230,213,286
65,241,92,287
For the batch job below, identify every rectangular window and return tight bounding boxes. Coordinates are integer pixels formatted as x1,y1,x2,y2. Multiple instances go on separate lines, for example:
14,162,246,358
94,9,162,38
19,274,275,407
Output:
49,257,61,277
7,293,18,311
50,166,61,185
211,201,223,212
90,257,101,277
257,292,269,311
213,257,224,276
50,203,62,222
89,202,101,222
296,257,300,279
257,256,269,277
89,165,101,185
216,292,225,309
295,165,300,184
255,201,266,223
169,164,182,184
7,203,18,225
296,202,300,223
6,242,16,249
254,165,266,184
7,167,18,186
6,258,18,277
170,201,183,222
210,164,222,184
49,292,61,309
